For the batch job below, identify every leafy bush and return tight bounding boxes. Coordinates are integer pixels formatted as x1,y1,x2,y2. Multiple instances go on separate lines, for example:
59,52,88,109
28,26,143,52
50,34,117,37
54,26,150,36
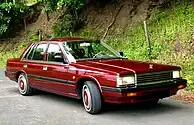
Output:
0,2,29,38
57,0,84,10
52,13,84,37
42,0,84,13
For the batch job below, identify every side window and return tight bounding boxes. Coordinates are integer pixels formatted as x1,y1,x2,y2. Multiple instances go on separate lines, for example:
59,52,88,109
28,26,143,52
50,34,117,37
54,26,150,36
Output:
32,44,47,61
47,44,65,63
23,44,35,60
27,45,36,60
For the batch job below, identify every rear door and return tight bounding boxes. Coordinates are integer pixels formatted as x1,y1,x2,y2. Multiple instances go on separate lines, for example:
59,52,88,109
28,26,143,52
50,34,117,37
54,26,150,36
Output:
23,43,48,89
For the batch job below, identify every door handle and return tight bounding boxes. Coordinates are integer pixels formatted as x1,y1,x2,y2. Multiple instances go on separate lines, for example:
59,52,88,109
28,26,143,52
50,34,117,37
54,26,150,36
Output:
43,66,47,71
23,65,27,68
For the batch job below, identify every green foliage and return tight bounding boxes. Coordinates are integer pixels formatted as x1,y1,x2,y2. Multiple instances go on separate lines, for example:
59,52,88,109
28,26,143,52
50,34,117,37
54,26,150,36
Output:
57,0,84,9
42,0,84,13
24,0,41,6
0,2,29,37
52,13,84,37
28,31,40,41
42,0,58,13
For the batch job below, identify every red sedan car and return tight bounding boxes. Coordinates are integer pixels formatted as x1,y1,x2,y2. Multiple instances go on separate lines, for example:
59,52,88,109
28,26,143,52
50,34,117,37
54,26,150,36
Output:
5,37,187,114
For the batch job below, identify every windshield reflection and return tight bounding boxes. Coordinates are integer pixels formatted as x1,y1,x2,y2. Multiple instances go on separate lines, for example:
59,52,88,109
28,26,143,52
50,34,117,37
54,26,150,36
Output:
63,40,122,61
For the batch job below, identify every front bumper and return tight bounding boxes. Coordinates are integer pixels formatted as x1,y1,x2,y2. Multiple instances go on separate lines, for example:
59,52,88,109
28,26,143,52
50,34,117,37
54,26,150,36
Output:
102,79,187,104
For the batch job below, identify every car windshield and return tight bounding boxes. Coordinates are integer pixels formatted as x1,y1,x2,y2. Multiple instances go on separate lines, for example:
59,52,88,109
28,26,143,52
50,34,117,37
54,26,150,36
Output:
62,40,122,61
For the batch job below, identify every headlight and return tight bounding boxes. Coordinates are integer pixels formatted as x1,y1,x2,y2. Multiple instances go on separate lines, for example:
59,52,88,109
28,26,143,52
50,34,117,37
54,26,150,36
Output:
173,71,180,78
117,75,135,87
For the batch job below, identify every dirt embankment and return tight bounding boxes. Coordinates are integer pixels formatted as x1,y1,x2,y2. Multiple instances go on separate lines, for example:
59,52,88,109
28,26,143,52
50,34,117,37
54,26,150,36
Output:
82,0,166,34
0,0,167,52
1,0,167,43
26,0,165,38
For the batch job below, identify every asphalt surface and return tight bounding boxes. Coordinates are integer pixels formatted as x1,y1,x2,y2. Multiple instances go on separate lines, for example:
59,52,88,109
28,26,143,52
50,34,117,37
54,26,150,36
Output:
1,69,194,125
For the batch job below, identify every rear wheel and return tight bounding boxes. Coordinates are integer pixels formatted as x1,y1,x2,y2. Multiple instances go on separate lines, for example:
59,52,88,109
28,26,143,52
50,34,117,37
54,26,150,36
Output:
18,73,33,95
82,81,102,114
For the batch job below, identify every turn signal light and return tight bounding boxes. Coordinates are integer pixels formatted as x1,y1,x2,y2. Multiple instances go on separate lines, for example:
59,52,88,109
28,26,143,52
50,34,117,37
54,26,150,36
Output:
127,92,137,97
178,85,185,89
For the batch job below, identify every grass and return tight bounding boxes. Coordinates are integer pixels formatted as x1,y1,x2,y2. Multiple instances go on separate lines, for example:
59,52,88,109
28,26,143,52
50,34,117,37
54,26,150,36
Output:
0,0,194,90
0,41,28,68
0,31,39,68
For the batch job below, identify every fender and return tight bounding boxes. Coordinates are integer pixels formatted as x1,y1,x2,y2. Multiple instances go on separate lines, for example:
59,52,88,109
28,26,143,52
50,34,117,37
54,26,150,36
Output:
76,75,102,92
15,70,27,81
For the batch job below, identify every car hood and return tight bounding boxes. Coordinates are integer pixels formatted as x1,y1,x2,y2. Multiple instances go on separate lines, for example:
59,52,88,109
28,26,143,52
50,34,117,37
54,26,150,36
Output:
74,59,181,75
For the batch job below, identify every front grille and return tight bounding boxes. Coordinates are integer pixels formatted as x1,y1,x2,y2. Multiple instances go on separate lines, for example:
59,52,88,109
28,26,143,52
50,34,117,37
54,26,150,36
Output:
137,71,173,84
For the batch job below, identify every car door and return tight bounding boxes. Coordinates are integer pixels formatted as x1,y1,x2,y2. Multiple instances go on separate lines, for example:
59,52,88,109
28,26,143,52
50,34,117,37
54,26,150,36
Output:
41,43,77,97
22,43,48,89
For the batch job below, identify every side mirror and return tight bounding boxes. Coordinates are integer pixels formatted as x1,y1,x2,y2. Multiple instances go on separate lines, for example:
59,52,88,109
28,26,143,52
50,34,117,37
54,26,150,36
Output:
119,52,124,57
54,55,67,64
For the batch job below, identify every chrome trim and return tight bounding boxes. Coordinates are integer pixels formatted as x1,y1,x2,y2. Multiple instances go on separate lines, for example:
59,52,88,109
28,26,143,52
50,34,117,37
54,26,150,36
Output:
116,73,120,87
137,80,173,86
22,60,45,63
43,66,47,71
68,93,78,96
137,71,173,86
58,42,71,64
30,44,39,60
137,70,173,76
28,74,76,85
134,73,137,87
21,43,34,61
100,40,121,57
21,60,69,66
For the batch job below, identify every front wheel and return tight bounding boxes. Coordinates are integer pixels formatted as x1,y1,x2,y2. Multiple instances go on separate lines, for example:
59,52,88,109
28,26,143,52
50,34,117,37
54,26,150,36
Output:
82,81,102,114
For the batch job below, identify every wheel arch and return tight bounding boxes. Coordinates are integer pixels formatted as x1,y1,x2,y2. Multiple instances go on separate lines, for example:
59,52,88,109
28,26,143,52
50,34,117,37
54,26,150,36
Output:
15,70,27,82
76,76,102,99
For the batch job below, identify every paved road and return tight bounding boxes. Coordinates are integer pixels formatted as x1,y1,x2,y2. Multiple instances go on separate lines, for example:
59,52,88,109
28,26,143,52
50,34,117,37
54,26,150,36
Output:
0,69,194,125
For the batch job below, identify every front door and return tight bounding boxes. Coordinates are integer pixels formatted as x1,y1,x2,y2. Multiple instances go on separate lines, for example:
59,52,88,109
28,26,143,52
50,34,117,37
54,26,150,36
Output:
42,43,77,96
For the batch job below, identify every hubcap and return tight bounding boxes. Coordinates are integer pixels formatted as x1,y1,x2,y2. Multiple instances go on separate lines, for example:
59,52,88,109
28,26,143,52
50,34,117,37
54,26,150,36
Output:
82,85,91,111
84,91,89,105
20,81,24,90
18,75,27,94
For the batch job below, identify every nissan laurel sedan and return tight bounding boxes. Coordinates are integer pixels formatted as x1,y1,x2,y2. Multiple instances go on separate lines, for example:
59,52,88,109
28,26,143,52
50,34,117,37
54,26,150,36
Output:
5,37,187,114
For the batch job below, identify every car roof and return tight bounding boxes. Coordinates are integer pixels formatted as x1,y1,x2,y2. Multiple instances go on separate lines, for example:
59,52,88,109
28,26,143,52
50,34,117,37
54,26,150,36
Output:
37,37,90,44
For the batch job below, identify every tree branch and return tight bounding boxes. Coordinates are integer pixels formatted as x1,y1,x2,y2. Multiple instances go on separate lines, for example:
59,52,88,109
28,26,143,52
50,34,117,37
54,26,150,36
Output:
102,4,124,40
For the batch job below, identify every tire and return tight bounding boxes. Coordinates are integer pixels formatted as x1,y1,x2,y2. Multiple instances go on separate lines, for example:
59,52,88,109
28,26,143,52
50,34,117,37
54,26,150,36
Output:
18,73,33,95
82,81,102,114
